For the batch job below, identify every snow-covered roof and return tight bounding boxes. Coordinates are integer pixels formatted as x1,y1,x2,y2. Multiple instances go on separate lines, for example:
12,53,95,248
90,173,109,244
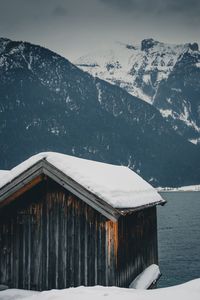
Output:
0,152,165,214
0,170,9,181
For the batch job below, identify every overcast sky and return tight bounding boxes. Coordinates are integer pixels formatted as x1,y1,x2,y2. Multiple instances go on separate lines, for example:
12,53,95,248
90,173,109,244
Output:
0,0,200,60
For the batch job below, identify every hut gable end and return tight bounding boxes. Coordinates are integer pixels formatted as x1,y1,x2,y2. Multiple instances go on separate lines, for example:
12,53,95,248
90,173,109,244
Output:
0,159,120,221
0,178,115,289
0,152,165,290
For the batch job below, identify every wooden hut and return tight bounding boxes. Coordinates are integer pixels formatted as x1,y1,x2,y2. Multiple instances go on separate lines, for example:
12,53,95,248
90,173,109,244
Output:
0,152,165,291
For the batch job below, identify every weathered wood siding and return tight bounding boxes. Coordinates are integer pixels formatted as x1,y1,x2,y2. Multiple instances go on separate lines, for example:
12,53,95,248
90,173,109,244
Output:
115,207,158,287
0,178,111,290
0,177,158,290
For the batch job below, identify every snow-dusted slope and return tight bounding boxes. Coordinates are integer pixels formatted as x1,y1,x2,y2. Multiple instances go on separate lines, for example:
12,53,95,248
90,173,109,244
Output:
75,39,188,104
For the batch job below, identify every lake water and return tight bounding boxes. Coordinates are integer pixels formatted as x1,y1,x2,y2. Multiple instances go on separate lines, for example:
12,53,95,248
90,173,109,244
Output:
157,192,200,287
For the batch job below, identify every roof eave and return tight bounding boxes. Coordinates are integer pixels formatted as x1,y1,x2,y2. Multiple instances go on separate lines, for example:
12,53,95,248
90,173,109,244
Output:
117,199,167,216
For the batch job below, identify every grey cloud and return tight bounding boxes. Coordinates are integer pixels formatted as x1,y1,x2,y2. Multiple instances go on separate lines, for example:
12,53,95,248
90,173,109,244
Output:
52,5,68,17
100,0,136,11
158,0,200,15
0,0,199,61
99,0,200,16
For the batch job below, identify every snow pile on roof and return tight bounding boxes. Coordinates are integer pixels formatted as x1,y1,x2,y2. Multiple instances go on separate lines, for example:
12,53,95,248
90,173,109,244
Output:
0,152,164,209
1,279,200,300
129,264,161,289
0,170,10,182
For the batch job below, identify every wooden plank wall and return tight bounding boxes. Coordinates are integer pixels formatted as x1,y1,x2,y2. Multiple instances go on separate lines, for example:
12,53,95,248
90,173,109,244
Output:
0,178,112,290
0,178,158,290
115,207,158,287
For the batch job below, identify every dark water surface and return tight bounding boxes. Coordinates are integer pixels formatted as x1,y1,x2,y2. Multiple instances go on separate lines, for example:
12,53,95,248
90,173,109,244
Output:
157,192,200,287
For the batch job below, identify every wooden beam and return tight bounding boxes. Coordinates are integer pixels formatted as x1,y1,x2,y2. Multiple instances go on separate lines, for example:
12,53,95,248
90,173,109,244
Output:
0,175,44,209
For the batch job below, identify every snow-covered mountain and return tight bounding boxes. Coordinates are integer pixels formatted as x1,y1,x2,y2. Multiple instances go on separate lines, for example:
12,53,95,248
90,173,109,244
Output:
75,39,200,143
75,39,189,103
0,37,200,187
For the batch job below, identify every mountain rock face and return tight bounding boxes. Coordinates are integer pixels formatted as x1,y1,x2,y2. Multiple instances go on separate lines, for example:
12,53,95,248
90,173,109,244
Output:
0,37,200,187
154,48,200,144
76,39,200,144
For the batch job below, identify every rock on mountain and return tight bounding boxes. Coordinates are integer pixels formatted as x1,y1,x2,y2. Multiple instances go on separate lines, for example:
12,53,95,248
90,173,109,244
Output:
0,37,200,187
75,39,200,144
153,46,200,144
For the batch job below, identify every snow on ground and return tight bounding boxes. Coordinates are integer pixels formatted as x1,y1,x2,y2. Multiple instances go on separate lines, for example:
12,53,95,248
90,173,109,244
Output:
157,185,200,192
159,106,200,135
1,279,200,300
189,138,200,145
0,152,164,209
0,289,39,300
159,109,174,118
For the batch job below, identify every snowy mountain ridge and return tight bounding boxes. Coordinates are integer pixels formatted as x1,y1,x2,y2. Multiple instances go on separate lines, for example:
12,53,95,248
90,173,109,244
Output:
75,38,200,144
75,38,195,103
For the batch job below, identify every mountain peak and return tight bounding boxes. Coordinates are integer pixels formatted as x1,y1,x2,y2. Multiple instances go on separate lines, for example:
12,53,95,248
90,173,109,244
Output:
0,37,11,54
141,38,159,51
187,42,199,51
0,37,11,43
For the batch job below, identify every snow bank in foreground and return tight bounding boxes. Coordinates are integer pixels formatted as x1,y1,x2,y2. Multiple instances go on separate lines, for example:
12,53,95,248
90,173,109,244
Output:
1,279,200,300
0,288,39,299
